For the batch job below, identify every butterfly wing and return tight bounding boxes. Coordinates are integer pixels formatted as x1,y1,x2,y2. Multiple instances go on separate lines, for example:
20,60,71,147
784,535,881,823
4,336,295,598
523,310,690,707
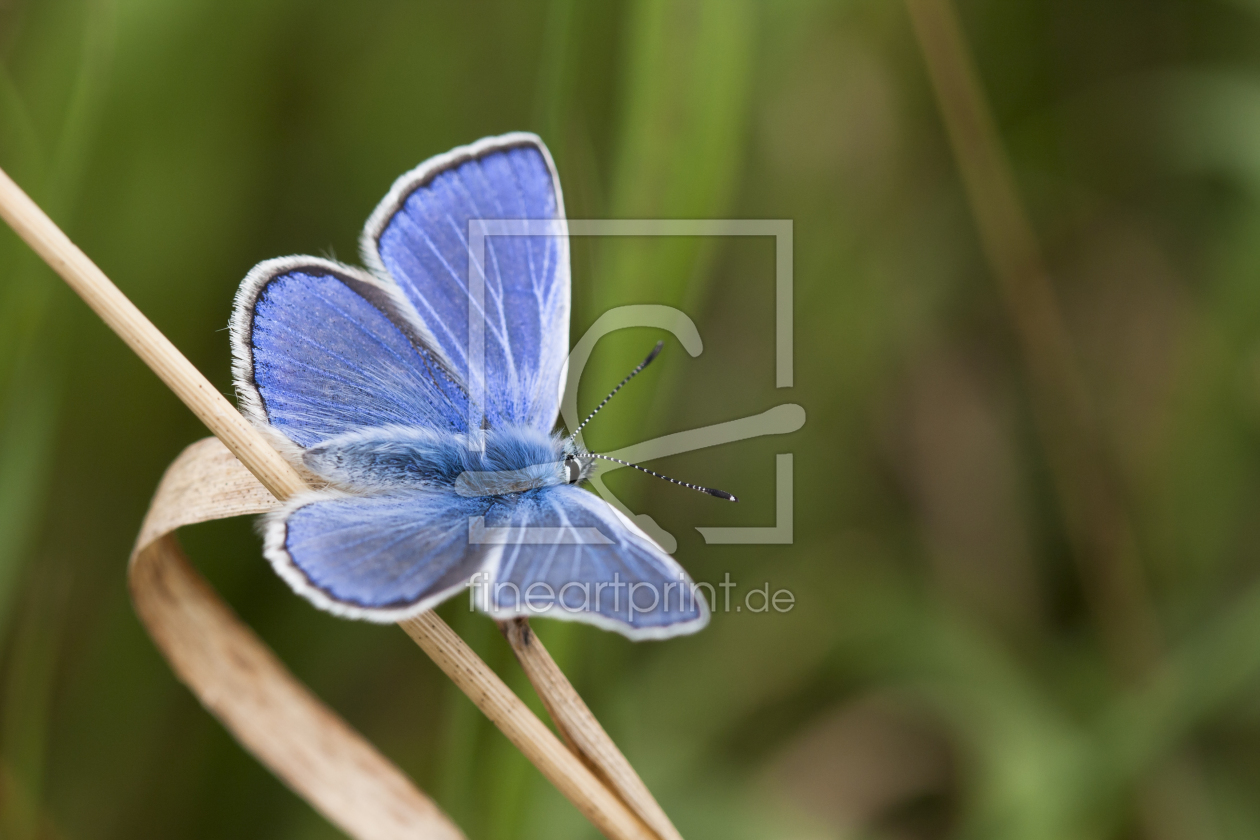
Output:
264,487,493,621
231,257,469,450
264,481,709,635
482,485,710,639
361,133,570,432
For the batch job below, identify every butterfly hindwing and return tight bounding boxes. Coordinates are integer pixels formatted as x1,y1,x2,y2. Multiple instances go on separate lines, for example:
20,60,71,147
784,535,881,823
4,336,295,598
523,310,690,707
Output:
362,133,570,432
232,257,469,449
482,485,710,639
264,488,495,621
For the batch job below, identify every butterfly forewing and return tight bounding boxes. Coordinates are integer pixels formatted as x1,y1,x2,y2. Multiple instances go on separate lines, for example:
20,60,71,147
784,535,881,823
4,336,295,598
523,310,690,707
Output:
363,134,571,432
232,259,469,447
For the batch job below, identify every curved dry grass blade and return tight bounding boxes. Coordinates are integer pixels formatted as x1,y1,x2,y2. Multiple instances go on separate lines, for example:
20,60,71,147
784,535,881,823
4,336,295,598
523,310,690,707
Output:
130,440,463,840
502,618,683,840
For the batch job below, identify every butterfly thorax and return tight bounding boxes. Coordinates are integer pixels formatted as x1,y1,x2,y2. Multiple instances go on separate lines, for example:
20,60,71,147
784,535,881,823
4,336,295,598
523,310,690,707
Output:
301,424,593,497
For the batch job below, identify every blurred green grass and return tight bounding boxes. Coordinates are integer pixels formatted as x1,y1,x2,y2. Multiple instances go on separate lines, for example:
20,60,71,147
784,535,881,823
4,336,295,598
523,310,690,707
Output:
5,1,1260,839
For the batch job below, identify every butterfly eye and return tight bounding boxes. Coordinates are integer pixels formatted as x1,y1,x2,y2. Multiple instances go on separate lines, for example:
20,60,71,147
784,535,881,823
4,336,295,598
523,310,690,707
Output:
564,455,581,484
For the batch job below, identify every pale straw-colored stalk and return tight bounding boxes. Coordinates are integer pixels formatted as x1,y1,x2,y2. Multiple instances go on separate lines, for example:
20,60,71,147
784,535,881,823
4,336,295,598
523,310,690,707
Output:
500,617,683,840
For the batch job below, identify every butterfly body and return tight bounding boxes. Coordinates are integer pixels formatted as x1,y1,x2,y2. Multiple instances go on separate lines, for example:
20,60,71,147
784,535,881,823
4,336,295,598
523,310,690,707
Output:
303,424,593,496
231,133,709,639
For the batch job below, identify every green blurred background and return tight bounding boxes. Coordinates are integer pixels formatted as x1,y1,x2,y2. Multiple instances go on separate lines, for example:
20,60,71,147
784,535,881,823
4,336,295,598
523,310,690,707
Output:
5,0,1260,838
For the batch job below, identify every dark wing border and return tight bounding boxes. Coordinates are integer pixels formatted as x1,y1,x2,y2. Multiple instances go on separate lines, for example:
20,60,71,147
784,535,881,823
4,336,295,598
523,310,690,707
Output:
359,131,567,274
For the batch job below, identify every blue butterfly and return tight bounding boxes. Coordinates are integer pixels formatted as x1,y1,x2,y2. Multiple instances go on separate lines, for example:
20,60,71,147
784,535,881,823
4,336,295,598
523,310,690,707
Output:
229,133,725,639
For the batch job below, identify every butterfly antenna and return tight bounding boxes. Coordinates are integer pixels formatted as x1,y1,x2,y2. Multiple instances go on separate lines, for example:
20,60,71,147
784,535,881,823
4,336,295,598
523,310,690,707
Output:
567,340,664,442
585,453,738,502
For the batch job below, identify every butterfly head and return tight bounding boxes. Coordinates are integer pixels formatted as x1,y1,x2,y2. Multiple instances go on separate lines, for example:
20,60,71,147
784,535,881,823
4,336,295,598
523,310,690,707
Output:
559,436,597,486
564,454,582,484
